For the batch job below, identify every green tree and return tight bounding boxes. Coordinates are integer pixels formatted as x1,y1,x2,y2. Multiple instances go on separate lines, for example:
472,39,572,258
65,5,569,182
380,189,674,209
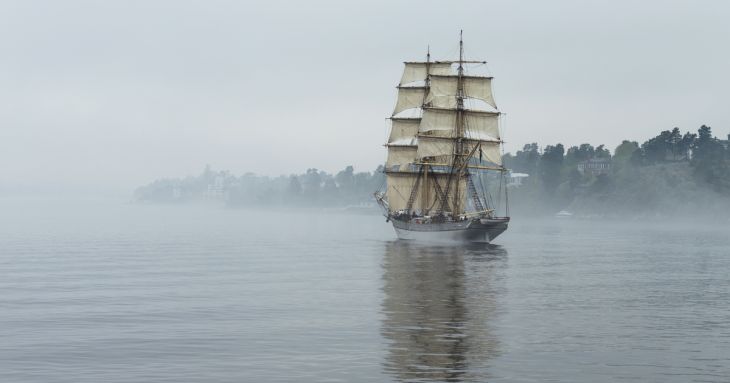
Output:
642,130,672,163
302,168,323,201
565,144,595,165
595,145,611,159
540,144,565,194
335,165,355,191
287,175,302,196
508,143,540,178
678,132,696,160
613,140,639,164
691,125,729,190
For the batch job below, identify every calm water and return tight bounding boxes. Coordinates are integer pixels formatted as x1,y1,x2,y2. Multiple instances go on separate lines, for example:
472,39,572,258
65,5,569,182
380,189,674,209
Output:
1,201,729,382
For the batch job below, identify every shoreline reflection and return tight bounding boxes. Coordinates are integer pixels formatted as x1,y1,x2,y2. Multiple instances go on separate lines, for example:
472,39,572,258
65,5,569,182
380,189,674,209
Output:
380,242,506,382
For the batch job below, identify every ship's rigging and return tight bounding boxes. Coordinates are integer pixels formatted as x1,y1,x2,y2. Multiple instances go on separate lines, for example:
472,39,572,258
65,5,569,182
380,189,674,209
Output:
377,32,508,224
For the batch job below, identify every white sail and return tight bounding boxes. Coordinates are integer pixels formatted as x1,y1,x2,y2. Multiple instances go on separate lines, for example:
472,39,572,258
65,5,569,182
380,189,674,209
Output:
419,108,500,140
393,86,426,115
386,172,467,213
386,146,417,171
400,62,453,86
426,175,468,213
418,108,457,137
416,135,454,160
464,111,500,141
385,173,419,211
388,118,420,146
477,141,503,165
417,136,502,166
425,75,496,109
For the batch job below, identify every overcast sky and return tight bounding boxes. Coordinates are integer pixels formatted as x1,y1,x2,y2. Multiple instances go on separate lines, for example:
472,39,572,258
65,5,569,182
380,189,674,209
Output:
1,0,729,194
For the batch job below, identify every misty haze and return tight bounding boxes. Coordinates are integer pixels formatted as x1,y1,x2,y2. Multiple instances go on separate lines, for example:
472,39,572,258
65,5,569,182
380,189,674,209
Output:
2,1,730,382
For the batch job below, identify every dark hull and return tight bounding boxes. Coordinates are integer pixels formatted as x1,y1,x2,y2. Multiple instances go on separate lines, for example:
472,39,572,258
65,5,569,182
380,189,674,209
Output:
391,217,509,243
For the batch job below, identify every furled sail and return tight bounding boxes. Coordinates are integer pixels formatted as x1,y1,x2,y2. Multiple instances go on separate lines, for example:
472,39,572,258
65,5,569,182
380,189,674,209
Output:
400,62,453,86
425,75,496,109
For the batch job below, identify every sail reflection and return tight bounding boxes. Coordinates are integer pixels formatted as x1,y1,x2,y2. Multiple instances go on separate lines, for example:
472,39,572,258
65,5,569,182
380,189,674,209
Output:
380,242,505,382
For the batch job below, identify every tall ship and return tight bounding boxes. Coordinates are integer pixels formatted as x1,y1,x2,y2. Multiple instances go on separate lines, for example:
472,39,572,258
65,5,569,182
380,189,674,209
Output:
375,34,510,243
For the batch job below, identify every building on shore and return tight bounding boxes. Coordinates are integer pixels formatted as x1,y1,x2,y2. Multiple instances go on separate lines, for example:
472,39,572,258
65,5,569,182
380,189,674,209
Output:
577,158,611,176
204,175,226,199
507,172,529,187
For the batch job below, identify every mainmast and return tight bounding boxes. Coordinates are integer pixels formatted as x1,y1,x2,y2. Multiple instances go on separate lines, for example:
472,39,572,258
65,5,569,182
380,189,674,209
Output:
452,30,466,214
423,46,431,212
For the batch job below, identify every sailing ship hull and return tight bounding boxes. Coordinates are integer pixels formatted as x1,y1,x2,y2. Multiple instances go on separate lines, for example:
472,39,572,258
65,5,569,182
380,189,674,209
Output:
391,218,509,243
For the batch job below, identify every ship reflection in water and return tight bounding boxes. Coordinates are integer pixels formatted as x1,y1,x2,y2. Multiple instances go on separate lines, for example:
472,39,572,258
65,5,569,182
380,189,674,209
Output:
380,242,507,382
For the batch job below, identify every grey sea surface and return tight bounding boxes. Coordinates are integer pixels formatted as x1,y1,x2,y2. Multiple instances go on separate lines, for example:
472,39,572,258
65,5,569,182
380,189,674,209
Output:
1,200,729,382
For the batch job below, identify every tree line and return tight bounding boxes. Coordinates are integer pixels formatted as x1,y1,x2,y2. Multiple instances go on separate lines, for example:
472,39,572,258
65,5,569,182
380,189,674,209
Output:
134,164,386,207
135,124,730,216
505,125,730,216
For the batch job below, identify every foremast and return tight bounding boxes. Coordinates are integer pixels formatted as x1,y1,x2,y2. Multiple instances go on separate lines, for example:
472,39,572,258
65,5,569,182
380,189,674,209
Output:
381,32,507,221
